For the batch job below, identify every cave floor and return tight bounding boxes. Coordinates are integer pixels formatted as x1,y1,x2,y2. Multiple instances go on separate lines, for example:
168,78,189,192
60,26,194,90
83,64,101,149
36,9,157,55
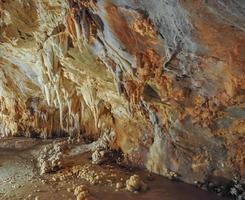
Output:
0,138,227,200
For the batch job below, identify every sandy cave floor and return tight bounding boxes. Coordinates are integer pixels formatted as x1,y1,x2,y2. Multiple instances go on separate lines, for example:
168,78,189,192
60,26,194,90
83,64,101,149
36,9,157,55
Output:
0,137,227,200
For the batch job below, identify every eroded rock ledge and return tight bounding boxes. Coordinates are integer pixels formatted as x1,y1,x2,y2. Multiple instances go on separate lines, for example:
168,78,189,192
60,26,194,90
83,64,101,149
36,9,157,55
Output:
0,0,244,185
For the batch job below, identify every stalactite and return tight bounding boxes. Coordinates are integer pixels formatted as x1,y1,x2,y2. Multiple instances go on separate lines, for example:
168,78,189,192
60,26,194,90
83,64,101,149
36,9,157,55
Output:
79,79,100,131
54,84,63,130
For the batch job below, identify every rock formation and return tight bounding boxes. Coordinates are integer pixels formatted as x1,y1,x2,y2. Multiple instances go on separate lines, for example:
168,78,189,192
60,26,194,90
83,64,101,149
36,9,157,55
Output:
0,0,244,185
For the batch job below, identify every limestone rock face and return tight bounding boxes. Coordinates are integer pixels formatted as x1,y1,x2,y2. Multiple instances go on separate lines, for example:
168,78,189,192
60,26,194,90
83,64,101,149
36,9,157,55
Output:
0,0,244,183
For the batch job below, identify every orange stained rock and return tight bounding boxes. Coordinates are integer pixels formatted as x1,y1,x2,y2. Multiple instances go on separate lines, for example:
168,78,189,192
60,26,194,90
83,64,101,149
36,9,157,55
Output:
67,10,77,40
105,4,161,55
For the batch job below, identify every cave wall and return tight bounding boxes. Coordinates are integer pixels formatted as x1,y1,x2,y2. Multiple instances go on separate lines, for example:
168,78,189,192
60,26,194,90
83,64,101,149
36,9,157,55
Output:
0,0,244,183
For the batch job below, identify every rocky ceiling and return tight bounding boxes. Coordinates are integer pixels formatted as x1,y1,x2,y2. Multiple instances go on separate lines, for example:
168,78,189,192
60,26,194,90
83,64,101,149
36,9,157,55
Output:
0,0,244,184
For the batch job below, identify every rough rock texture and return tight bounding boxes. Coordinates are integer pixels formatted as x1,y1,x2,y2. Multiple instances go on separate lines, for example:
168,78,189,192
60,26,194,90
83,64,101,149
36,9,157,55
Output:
126,174,148,192
0,0,245,184
74,185,96,200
